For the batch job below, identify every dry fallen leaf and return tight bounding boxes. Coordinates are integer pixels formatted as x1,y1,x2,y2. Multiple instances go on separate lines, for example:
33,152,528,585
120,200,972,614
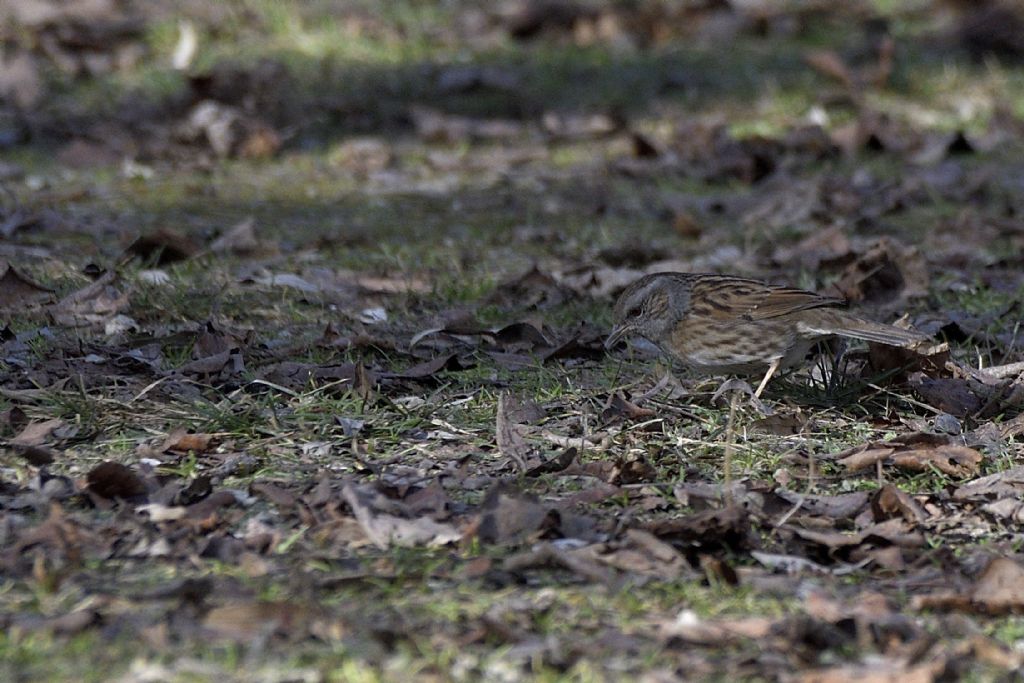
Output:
0,50,43,108
252,273,320,293
503,541,618,585
804,49,855,90
411,106,523,143
838,447,894,472
794,657,948,683
328,137,393,174
390,354,471,381
496,393,535,473
836,436,982,479
474,483,598,545
954,466,1024,501
178,100,281,159
342,483,461,549
125,228,200,264
913,557,1024,615
160,429,215,454
0,260,54,309
208,217,267,255
136,503,187,522
871,485,927,524
11,418,64,447
968,557,1024,614
86,461,148,500
890,445,982,478
11,444,57,466
50,270,130,328
658,611,774,645
203,601,310,641
831,237,929,303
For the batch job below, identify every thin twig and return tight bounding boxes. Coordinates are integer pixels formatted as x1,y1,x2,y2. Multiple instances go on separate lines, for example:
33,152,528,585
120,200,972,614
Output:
723,389,739,506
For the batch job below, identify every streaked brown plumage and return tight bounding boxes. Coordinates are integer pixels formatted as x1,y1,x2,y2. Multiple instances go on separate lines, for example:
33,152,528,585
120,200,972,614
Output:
606,272,929,397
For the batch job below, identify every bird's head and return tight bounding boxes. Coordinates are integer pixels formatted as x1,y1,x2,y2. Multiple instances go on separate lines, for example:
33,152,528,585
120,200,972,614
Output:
605,273,691,350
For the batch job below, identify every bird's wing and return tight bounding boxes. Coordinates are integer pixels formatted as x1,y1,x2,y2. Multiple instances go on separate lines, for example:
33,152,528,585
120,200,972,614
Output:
689,276,844,321
748,285,845,320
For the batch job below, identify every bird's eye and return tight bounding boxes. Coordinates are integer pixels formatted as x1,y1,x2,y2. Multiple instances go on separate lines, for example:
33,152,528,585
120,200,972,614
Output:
626,305,642,318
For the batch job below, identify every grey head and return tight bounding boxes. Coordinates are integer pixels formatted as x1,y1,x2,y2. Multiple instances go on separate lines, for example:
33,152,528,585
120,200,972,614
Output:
606,272,693,349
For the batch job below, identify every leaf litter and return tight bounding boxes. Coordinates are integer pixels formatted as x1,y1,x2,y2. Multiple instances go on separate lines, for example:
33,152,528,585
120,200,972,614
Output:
2,1,1024,680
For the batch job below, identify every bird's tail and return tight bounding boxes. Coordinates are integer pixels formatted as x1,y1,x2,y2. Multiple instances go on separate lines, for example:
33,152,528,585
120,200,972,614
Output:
798,311,930,348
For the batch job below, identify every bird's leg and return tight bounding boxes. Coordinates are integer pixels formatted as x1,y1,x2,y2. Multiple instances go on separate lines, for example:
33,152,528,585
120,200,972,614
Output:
753,358,782,399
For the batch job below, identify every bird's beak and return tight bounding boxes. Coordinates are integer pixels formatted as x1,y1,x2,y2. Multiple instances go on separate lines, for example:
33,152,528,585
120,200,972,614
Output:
605,323,633,350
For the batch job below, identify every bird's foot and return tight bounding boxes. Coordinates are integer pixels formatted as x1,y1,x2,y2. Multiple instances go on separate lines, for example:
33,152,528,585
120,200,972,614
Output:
711,378,774,416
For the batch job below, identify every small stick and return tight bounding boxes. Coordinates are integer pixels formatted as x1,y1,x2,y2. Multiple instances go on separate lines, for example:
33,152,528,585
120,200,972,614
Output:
723,389,739,506
808,450,817,492
978,360,1024,380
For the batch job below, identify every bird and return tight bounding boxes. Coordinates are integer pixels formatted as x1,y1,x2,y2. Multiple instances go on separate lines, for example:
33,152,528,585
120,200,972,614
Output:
606,272,929,398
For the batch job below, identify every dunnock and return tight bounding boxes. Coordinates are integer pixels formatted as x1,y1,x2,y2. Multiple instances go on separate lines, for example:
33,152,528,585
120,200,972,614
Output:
607,272,929,397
